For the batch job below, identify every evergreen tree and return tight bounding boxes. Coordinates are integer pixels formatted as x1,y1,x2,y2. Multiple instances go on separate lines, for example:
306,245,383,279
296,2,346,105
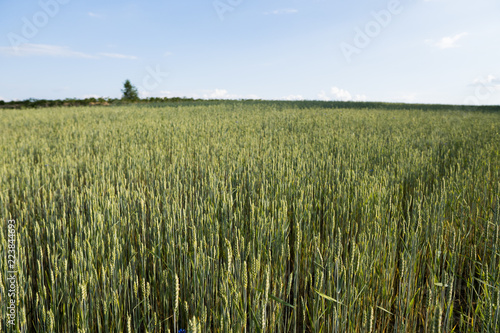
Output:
121,80,139,101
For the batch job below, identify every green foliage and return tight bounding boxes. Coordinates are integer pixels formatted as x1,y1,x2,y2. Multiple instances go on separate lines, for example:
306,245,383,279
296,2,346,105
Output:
1,97,499,111
121,79,139,101
0,96,200,109
0,102,499,332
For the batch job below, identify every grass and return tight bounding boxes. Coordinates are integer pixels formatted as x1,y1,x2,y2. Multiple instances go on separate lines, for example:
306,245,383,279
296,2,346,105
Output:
0,101,499,332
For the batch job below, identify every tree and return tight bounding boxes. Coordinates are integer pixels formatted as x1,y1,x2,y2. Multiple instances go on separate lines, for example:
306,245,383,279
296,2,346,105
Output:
121,80,139,101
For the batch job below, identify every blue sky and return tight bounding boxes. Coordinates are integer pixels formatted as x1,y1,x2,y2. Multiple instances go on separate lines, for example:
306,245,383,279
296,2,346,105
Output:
0,0,499,105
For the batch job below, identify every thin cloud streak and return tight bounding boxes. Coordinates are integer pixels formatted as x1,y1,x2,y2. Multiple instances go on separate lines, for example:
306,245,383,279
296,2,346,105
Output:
0,44,97,58
264,8,298,15
99,53,138,60
0,44,138,60
426,32,469,49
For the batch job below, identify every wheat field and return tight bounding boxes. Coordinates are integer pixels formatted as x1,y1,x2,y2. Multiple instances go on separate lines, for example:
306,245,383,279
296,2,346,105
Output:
1,102,499,332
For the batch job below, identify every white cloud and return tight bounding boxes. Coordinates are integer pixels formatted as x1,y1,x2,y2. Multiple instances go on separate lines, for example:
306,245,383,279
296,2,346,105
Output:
470,75,500,92
99,53,138,60
464,75,500,105
282,94,304,101
201,89,258,100
264,8,298,15
141,90,188,99
317,91,331,101
82,94,100,99
318,87,367,102
330,87,353,101
472,75,500,86
158,91,174,98
0,44,139,60
139,90,151,99
140,90,186,99
427,32,469,49
0,96,5,101
0,43,96,58
203,89,233,99
164,51,173,57
140,89,259,100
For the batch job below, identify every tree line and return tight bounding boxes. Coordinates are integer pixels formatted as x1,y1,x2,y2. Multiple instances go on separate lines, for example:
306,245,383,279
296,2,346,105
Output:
0,80,196,109
0,96,199,109
1,80,499,112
